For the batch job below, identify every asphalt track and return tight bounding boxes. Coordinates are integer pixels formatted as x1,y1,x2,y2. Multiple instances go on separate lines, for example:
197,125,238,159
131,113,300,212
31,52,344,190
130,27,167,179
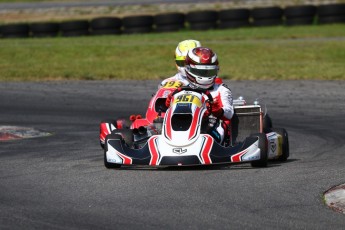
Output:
0,80,344,229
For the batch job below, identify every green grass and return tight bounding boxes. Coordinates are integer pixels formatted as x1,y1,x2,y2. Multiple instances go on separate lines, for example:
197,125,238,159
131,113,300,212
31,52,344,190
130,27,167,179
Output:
0,24,345,81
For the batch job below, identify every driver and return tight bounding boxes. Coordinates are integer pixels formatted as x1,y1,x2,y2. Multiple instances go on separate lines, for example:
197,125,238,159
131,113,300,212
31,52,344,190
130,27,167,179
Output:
159,39,202,88
167,47,234,144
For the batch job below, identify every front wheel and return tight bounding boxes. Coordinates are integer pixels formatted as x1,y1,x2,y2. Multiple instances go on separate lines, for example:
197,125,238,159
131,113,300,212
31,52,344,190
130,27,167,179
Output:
250,133,268,167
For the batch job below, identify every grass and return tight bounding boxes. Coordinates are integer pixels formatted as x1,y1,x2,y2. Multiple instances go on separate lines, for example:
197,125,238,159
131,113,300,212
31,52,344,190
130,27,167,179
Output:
0,24,345,81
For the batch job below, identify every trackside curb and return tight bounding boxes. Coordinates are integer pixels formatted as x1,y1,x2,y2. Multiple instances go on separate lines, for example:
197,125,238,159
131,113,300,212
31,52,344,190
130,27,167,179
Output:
0,126,51,141
324,184,345,214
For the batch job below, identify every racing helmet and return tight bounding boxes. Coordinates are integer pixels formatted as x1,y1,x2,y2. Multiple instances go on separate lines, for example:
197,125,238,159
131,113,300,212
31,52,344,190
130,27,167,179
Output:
185,47,219,89
175,40,202,76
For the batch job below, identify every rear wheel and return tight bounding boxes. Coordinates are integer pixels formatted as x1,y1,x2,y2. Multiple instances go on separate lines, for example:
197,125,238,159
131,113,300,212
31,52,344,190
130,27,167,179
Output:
104,134,122,169
250,133,268,167
272,128,289,161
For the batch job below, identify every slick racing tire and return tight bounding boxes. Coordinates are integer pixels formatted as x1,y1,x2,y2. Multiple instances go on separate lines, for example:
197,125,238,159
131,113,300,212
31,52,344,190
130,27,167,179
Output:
250,133,268,167
104,134,122,169
272,128,289,161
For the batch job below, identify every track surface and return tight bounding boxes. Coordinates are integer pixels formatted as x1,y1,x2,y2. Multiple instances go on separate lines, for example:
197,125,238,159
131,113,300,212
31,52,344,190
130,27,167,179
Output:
0,80,344,229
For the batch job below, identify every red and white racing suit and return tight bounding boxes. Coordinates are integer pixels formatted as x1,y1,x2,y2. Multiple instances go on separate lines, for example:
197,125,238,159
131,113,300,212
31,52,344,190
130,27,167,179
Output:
207,81,234,143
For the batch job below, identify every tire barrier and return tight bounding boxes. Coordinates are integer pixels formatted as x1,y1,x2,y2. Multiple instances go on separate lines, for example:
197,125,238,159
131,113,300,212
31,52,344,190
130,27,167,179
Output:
317,4,345,24
154,13,185,32
60,20,89,37
0,23,30,38
284,5,316,26
122,15,153,34
30,22,59,37
0,3,344,39
251,7,284,26
186,10,218,30
90,17,122,35
219,8,250,28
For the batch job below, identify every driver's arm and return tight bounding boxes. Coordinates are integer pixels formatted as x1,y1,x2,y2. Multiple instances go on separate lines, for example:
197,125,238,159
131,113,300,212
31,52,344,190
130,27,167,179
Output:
219,84,234,120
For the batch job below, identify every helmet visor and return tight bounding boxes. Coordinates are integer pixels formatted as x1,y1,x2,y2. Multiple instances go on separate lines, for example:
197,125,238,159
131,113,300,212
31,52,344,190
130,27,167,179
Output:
187,65,218,78
175,60,185,67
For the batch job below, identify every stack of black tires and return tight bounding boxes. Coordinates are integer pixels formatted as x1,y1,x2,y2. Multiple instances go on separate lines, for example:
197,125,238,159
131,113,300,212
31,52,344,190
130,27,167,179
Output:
218,9,251,29
90,17,122,35
0,23,30,38
186,10,218,30
251,7,284,26
154,13,185,32
317,4,345,24
122,15,153,34
1,3,344,39
284,5,317,26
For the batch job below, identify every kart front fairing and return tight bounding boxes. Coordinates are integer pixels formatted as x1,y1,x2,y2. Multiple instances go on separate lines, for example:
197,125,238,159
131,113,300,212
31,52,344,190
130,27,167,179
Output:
105,90,263,166
106,133,261,166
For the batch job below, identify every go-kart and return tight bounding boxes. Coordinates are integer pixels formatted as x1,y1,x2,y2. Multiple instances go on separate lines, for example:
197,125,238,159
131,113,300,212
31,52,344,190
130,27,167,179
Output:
100,80,289,168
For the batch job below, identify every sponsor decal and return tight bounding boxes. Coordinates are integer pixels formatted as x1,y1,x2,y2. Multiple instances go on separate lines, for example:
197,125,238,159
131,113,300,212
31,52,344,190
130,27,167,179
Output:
162,80,183,89
231,149,248,162
148,136,160,165
270,139,277,153
173,93,202,107
172,148,187,155
199,135,213,164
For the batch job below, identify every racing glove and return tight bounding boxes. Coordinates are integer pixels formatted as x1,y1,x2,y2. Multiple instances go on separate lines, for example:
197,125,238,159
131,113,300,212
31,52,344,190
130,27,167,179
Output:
165,93,173,108
165,87,182,108
211,100,224,118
